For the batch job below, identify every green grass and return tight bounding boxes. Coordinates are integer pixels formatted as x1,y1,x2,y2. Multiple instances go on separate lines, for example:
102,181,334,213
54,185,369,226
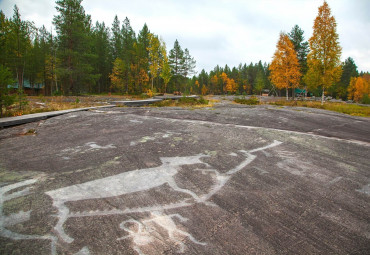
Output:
269,100,370,117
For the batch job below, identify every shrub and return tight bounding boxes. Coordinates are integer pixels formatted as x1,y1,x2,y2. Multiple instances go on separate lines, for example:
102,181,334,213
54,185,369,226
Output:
361,94,370,104
152,100,173,107
152,96,209,107
234,96,259,105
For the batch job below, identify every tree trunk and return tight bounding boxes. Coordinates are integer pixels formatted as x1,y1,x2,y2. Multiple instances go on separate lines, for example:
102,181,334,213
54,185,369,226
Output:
286,87,288,101
304,86,307,98
321,87,325,105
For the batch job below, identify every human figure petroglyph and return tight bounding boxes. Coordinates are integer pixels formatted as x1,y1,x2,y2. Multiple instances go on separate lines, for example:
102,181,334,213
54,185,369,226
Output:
46,140,282,246
117,212,206,255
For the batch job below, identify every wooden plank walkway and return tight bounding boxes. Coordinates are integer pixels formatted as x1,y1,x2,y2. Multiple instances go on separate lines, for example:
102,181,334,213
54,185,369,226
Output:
0,105,115,128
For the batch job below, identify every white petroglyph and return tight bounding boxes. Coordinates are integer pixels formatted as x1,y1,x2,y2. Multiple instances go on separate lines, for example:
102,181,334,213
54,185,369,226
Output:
46,154,209,243
329,176,343,185
59,142,116,155
0,179,57,255
118,212,206,255
74,246,90,255
130,132,178,146
130,119,143,123
46,140,282,250
2,210,31,227
356,184,370,195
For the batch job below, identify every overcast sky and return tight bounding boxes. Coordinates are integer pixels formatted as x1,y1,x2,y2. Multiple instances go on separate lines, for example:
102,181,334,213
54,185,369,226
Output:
1,0,369,73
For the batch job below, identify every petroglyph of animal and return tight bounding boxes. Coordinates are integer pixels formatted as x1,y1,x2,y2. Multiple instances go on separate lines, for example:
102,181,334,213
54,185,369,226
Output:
46,140,282,245
46,154,209,243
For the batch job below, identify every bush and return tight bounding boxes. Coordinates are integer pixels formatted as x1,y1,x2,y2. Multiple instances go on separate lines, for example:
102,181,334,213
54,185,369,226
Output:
52,90,63,96
361,94,370,104
152,99,173,107
198,96,209,105
178,96,209,106
152,96,209,107
234,96,259,105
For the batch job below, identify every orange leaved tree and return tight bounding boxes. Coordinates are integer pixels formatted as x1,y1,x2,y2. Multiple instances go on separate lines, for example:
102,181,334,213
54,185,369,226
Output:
269,32,301,100
305,1,342,104
347,76,370,103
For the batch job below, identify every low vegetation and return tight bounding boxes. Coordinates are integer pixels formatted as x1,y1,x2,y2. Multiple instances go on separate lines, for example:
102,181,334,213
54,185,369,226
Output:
268,100,370,117
233,96,260,105
1,96,104,117
152,97,210,107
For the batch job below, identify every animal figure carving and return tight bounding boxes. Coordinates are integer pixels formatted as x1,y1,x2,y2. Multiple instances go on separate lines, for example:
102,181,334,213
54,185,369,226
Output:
46,140,282,246
46,154,209,243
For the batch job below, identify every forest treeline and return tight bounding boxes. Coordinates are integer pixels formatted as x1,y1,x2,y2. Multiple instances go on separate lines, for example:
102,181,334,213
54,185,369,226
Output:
0,0,196,97
0,0,369,104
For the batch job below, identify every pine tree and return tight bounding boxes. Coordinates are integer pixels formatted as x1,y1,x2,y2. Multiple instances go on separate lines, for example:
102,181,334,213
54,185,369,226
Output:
269,33,301,100
305,0,342,104
0,65,15,117
137,24,150,72
92,21,111,93
169,39,185,91
183,48,196,79
0,11,9,67
111,15,122,61
54,0,98,94
7,5,34,90
121,17,136,93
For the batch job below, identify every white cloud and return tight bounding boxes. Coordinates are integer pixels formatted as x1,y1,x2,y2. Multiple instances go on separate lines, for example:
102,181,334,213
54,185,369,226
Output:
0,0,369,72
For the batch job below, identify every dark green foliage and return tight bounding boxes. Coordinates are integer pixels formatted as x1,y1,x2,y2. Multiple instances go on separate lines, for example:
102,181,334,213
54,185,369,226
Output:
92,21,111,93
53,0,99,94
169,40,185,92
0,65,15,117
288,25,309,75
334,57,359,100
17,88,28,110
361,94,370,104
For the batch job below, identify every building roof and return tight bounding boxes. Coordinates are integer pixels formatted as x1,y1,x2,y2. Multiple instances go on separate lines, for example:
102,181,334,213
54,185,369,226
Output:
8,80,44,89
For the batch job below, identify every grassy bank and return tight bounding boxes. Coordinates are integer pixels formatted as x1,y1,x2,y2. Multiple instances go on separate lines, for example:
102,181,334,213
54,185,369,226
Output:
268,100,370,117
